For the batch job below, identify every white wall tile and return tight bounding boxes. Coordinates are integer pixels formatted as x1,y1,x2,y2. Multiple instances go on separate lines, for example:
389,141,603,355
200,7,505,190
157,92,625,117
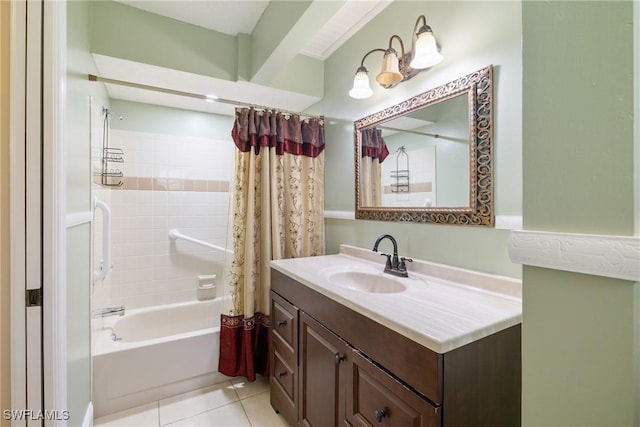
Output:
103,129,234,309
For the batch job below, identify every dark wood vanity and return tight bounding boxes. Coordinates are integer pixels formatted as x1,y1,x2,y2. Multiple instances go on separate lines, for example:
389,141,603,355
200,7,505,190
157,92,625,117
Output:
269,269,521,427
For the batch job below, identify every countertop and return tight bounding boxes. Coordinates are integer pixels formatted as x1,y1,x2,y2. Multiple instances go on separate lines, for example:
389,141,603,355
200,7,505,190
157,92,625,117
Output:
270,245,522,353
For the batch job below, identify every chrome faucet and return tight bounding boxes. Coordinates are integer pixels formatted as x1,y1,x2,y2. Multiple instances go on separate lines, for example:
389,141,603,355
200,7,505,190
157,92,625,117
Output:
372,234,412,277
93,305,125,318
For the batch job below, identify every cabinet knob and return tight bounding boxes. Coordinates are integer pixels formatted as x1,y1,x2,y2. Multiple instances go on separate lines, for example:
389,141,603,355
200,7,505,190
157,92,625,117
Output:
277,371,287,379
334,353,345,365
277,320,287,327
374,409,387,423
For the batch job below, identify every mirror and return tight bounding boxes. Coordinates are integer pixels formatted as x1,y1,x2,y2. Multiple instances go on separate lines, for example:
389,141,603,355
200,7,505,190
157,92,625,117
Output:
354,65,493,225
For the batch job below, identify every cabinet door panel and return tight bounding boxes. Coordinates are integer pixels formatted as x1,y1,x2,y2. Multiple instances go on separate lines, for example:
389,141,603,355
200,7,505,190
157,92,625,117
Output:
299,312,348,427
348,350,441,427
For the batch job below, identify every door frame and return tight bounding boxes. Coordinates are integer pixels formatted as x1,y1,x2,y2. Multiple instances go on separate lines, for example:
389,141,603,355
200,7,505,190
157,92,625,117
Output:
42,0,68,424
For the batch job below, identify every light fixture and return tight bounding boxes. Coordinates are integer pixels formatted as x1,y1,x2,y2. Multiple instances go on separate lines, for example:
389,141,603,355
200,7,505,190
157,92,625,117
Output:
349,15,443,99
348,66,374,99
410,16,443,69
205,94,218,103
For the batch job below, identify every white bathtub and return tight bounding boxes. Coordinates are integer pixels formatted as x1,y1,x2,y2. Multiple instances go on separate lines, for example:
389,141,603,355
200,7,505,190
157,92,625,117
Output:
92,299,230,418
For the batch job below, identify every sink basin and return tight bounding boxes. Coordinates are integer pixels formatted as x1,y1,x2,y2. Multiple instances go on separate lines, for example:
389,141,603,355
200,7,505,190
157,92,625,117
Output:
324,270,407,294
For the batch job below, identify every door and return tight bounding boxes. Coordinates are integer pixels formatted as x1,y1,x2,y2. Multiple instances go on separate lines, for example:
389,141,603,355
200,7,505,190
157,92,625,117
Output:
299,312,349,427
10,1,67,425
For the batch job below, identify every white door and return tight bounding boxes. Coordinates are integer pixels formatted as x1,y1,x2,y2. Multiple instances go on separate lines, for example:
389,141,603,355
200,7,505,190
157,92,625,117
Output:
11,0,67,425
11,0,44,424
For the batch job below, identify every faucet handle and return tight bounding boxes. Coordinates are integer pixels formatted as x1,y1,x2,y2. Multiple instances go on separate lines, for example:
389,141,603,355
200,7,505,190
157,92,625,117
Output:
399,257,413,270
379,253,392,269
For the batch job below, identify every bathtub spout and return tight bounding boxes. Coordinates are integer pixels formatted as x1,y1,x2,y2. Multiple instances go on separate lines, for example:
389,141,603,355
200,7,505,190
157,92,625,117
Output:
93,305,125,318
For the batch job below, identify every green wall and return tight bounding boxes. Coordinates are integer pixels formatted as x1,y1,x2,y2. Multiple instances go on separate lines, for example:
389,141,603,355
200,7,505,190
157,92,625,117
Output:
90,1,324,98
67,1,110,424
110,100,234,139
91,1,237,81
322,1,523,278
522,2,637,425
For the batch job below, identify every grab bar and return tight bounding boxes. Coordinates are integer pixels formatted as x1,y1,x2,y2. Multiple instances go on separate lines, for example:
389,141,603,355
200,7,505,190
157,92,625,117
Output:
168,229,233,255
93,197,112,283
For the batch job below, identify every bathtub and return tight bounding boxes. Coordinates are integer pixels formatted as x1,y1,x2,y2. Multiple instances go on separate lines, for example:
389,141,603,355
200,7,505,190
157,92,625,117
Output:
92,298,230,418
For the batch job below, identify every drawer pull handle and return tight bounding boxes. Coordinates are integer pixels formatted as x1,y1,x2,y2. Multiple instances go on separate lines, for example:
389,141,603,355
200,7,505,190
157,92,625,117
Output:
374,409,386,423
277,320,287,327
277,371,287,379
335,353,345,365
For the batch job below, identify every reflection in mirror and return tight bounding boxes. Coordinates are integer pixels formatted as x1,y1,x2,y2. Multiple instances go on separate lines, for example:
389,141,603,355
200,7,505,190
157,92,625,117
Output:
362,92,471,208
355,65,493,225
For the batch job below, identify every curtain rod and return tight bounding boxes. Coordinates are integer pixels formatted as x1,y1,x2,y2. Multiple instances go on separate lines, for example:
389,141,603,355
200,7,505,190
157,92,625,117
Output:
378,125,441,138
378,125,468,144
88,74,324,120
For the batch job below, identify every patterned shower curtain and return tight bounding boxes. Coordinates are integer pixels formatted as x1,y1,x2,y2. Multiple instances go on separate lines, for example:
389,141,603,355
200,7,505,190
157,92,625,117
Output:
360,127,388,206
218,107,325,381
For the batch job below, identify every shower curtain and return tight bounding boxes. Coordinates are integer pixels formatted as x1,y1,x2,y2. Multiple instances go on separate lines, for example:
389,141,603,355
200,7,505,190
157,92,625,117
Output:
218,107,325,381
360,127,388,206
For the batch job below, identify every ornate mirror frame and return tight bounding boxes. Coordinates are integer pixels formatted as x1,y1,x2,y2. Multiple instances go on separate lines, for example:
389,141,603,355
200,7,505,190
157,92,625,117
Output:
354,65,494,226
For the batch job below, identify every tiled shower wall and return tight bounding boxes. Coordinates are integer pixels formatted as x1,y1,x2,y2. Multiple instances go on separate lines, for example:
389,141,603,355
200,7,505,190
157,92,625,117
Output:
93,127,235,311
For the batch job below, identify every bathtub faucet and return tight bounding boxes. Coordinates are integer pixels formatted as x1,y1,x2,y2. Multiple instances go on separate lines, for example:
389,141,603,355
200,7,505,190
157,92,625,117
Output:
93,305,125,318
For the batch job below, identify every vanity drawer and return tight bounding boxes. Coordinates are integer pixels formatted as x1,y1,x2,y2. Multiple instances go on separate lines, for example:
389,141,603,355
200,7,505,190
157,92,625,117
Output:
347,350,441,427
270,291,299,426
272,350,296,401
270,360,296,427
271,292,297,350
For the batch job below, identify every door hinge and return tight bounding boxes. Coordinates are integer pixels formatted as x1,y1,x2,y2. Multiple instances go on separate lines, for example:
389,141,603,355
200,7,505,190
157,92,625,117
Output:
25,288,42,307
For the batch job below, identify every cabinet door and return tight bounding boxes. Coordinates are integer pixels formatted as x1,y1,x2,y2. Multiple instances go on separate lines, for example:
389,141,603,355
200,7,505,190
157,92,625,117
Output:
347,350,441,427
299,312,350,427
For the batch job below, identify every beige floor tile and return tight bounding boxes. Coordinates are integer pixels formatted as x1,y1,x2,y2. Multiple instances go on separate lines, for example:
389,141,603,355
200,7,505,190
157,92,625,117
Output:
240,392,290,427
159,381,239,426
94,402,159,427
230,375,270,400
163,402,251,427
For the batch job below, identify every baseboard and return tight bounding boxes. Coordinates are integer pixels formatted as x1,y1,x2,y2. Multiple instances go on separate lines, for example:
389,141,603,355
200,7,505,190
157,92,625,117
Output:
82,402,93,427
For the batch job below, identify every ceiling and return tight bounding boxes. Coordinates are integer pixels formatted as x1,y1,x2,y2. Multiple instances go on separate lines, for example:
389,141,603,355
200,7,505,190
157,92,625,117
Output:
97,1,391,116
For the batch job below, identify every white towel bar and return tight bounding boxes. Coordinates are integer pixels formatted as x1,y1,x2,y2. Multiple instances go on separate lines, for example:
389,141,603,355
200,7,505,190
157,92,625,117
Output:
168,229,233,255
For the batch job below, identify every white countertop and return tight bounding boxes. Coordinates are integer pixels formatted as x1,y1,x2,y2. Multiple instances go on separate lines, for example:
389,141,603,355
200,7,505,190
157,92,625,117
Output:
270,245,522,353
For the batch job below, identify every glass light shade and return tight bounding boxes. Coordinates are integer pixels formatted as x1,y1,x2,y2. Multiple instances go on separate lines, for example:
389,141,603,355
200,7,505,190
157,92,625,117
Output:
376,50,403,87
349,69,374,99
409,29,443,69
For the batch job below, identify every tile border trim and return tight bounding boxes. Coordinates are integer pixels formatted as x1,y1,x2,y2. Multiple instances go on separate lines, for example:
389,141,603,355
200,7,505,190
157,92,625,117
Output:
96,176,231,192
508,230,640,281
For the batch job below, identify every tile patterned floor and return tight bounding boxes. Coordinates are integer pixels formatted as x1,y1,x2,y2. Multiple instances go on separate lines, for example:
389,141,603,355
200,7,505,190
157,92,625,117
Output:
94,376,290,427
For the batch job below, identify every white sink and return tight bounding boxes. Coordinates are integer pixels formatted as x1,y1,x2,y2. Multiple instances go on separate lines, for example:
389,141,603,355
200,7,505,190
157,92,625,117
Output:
324,269,408,294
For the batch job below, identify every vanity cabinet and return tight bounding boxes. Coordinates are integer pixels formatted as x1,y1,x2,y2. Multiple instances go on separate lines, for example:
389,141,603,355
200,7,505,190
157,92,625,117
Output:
269,269,521,427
